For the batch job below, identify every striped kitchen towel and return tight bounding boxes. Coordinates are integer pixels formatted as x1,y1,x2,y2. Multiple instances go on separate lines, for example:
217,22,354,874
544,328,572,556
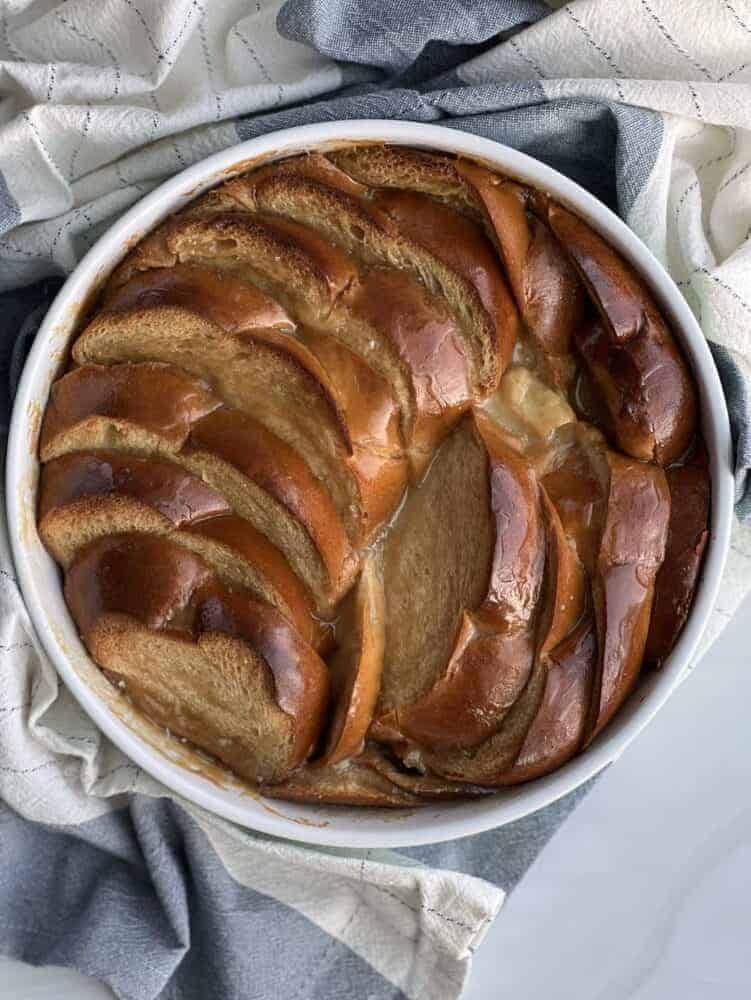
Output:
1,2,750,998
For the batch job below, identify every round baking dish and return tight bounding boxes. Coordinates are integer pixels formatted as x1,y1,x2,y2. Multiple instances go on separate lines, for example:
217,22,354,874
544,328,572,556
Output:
7,121,734,848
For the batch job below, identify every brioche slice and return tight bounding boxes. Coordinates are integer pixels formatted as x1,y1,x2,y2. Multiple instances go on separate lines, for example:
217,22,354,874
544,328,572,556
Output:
540,426,671,739
458,163,588,369
644,439,710,667
499,618,597,784
73,304,407,544
415,648,549,786
328,146,480,216
548,204,698,464
588,450,671,737
40,364,354,612
39,362,220,461
238,153,502,392
96,623,312,784
110,205,356,303
101,262,295,333
538,423,609,574
39,452,321,648
320,557,384,766
38,449,230,525
145,213,470,472
361,748,491,800
341,268,472,472
65,533,213,637
372,187,519,371
187,408,355,606
66,535,330,782
261,758,421,807
376,412,544,753
536,487,587,658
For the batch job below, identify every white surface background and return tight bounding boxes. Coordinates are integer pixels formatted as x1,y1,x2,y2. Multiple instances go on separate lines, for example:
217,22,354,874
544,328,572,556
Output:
2,589,751,1000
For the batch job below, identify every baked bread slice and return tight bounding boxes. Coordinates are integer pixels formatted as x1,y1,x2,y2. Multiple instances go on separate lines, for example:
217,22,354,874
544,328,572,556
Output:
118,211,471,474
39,361,220,460
328,145,480,215
371,186,519,372
375,412,544,754
457,162,589,380
540,425,671,739
261,757,421,806
499,618,597,784
101,262,295,333
226,153,506,392
548,204,698,464
40,364,355,613
319,557,384,765
73,304,407,544
644,438,710,667
65,535,329,783
39,452,322,649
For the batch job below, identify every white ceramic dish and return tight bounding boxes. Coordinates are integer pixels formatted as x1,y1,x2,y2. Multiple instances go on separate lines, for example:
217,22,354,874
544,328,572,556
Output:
7,120,734,848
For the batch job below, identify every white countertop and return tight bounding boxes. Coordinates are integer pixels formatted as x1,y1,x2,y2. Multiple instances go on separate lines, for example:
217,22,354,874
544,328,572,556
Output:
2,591,750,999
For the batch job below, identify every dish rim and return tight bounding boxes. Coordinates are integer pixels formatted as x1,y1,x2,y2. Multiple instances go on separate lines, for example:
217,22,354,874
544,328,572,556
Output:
6,119,734,848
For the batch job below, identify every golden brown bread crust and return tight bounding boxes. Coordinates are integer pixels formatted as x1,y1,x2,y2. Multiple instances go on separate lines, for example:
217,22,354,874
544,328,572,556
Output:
65,534,212,637
536,486,587,657
644,439,710,667
548,204,698,464
38,450,231,525
39,362,220,460
344,268,472,472
457,162,588,369
588,450,671,739
320,558,384,766
499,618,597,784
102,263,295,333
371,187,519,372
39,452,323,649
66,534,330,780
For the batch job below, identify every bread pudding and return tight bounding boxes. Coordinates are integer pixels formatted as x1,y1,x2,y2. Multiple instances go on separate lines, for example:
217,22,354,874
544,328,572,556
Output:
37,145,710,805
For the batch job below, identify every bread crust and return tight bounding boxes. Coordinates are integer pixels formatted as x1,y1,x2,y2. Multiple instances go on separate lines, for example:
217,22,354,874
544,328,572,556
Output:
548,204,698,464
